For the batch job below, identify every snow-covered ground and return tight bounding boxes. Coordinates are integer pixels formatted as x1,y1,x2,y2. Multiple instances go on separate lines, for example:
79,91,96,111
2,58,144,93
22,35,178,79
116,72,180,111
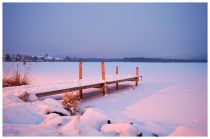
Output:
3,62,207,136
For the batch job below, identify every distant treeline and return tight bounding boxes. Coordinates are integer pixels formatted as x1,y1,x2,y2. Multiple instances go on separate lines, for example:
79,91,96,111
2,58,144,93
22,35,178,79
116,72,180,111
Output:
69,57,207,63
121,57,207,63
3,54,207,63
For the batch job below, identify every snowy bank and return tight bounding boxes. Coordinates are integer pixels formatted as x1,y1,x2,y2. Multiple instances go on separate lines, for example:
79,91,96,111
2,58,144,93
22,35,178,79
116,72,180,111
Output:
3,93,143,136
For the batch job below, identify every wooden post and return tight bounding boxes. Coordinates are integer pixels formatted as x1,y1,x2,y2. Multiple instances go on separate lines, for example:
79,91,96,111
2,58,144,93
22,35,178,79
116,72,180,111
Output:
101,62,105,81
102,83,107,95
79,62,83,99
101,62,106,95
79,62,82,80
116,66,119,89
135,67,139,86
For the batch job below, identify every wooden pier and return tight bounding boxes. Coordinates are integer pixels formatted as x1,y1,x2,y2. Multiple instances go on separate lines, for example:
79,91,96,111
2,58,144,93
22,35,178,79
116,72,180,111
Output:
36,62,142,98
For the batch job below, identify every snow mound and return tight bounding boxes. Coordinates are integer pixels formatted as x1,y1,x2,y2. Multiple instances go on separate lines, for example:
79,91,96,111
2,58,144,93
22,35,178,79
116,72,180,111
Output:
60,108,113,136
3,93,23,105
45,113,61,120
170,126,205,136
60,115,102,136
101,123,138,136
3,96,72,136
28,93,38,101
3,96,70,126
32,98,70,116
80,108,109,130
43,98,63,108
41,114,71,129
13,91,38,102
3,103,44,124
3,123,59,136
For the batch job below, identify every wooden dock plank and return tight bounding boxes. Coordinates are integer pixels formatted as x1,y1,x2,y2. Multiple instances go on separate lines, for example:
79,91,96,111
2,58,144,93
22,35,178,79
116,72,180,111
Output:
36,76,141,98
106,76,138,84
36,82,104,97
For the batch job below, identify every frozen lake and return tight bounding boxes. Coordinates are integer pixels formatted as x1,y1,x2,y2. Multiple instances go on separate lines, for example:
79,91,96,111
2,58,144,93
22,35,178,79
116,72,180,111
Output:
3,62,207,86
3,62,208,136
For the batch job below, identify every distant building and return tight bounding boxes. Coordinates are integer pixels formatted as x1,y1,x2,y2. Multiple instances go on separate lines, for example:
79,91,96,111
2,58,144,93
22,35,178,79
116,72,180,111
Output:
45,56,53,61
54,57,62,62
36,55,45,62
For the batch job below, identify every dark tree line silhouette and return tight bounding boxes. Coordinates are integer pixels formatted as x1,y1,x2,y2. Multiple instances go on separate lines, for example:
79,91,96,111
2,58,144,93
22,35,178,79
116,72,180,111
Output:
3,54,207,63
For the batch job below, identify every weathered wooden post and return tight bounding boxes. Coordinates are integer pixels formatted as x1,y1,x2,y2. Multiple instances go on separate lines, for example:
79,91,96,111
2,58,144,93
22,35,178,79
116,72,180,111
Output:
116,66,119,89
101,62,106,95
79,61,82,80
101,61,105,81
79,61,83,99
102,83,107,96
135,67,139,86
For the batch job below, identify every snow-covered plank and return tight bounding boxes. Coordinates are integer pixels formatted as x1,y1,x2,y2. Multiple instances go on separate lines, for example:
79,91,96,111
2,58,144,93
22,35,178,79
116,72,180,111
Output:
36,76,141,97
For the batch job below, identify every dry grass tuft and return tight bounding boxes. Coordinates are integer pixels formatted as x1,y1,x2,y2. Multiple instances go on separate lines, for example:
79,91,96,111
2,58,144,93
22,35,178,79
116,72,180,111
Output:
3,64,30,87
62,92,81,115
